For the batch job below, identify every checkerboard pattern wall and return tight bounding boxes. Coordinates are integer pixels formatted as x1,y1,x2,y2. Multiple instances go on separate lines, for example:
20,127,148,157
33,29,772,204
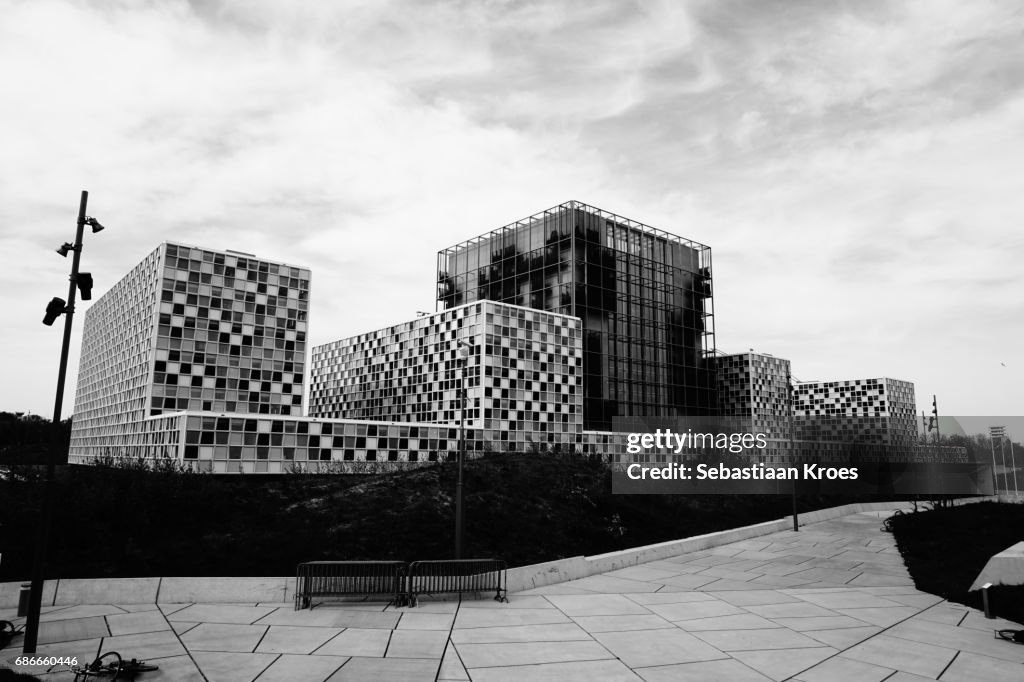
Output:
793,377,917,447
310,300,584,450
150,244,311,417
715,352,791,440
68,242,311,463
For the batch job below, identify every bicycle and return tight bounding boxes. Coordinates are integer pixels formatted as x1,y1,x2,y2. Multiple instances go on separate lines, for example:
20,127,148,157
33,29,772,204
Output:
0,620,24,649
71,651,158,681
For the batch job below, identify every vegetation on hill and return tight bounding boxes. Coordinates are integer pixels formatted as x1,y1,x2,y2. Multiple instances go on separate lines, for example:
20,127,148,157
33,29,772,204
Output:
887,501,1024,623
0,452,863,581
0,412,71,466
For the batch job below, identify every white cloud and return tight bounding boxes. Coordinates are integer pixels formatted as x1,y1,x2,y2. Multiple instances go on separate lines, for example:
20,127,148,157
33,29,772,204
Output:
0,0,1022,422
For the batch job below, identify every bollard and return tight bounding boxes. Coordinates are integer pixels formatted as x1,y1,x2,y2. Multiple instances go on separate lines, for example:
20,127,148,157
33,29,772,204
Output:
981,582,993,619
17,583,31,618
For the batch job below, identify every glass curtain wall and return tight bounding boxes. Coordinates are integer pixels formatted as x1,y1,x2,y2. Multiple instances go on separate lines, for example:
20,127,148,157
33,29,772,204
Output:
438,201,716,430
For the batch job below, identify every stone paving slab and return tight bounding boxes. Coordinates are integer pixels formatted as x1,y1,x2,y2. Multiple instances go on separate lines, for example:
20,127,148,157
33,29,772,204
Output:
255,624,341,654
179,622,267,652
729,646,837,681
438,641,469,680
395,611,456,630
635,658,774,681
692,627,825,651
463,658,642,682
256,653,349,681
591,628,726,667
793,654,894,682
455,640,613,668
191,650,278,681
644,597,746,621
451,622,591,644
940,650,1024,682
841,633,957,678
313,628,391,657
675,613,781,631
886,616,1024,664
386,629,448,658
166,603,275,624
453,606,571,628
37,616,108,645
327,656,439,681
801,625,880,649
106,609,171,635
100,629,187,660
545,594,651,616
832,605,920,626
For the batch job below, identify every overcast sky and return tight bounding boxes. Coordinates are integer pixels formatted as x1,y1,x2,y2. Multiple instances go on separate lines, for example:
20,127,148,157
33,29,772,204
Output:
1,0,1021,433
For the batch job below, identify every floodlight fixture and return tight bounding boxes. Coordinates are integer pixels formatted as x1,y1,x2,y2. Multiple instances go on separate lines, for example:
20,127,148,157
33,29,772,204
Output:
77,272,94,300
43,297,66,326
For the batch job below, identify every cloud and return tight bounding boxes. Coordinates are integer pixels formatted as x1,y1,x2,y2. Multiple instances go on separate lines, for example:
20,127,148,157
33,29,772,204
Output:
0,0,1022,420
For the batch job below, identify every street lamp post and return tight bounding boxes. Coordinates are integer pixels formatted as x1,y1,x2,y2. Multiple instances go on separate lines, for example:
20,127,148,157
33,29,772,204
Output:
1010,439,1019,499
787,369,798,532
23,191,104,653
454,340,471,559
990,427,1001,494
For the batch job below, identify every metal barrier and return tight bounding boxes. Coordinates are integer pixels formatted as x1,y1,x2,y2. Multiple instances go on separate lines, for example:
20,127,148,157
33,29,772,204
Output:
295,561,408,610
408,559,508,606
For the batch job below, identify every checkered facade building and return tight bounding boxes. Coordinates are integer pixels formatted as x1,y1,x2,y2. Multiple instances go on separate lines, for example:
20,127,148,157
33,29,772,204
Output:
715,353,791,440
310,301,584,451
792,378,916,447
69,242,311,463
68,243,587,470
67,209,959,471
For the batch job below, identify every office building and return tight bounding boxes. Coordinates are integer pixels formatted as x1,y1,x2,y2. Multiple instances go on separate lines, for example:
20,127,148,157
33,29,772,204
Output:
437,201,716,431
793,378,917,448
68,242,311,465
68,240,584,469
310,300,584,452
66,206,962,472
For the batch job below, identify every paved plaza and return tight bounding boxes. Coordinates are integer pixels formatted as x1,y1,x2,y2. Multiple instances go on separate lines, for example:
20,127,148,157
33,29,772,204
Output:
3,509,1023,681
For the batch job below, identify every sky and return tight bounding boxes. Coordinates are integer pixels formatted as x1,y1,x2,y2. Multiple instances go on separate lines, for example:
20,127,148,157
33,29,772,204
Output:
1,0,1022,435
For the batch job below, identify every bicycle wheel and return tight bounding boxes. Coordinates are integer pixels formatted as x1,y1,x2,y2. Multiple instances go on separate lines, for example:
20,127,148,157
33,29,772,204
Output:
88,651,123,680
0,620,21,648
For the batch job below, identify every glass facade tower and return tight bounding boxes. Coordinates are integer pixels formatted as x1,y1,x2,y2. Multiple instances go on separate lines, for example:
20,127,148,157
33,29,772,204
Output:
437,201,716,430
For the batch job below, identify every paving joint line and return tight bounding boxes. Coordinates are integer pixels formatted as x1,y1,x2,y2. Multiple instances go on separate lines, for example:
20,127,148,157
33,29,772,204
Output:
936,649,961,680
250,623,271,653
843,571,864,585
249,653,281,682
433,594,462,682
460,654,616,671
155,599,208,682
307,628,347,656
